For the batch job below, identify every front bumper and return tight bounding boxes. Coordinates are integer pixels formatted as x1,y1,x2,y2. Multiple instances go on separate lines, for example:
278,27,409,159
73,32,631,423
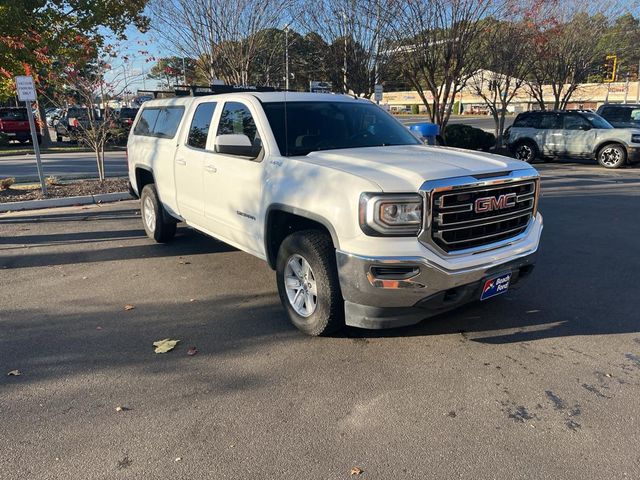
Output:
627,146,640,163
336,218,542,329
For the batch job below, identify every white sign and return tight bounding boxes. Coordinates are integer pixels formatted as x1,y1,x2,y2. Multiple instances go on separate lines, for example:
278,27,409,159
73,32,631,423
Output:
15,76,37,102
374,84,383,102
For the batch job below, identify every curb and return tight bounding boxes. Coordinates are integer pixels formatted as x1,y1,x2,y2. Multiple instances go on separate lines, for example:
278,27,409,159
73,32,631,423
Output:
0,192,133,213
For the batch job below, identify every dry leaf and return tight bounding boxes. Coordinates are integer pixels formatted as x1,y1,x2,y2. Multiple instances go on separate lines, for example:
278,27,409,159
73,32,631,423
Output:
124,304,135,311
153,338,179,353
179,261,191,265
187,347,198,356
350,467,364,476
7,369,21,376
115,405,130,412
96,326,103,331
189,298,196,302
174,457,182,462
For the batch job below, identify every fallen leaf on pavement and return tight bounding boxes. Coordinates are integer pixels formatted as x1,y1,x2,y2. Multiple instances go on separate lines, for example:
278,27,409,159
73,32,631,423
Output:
179,261,191,265
96,326,103,331
350,467,364,476
7,370,21,376
115,405,130,412
174,457,182,462
189,298,196,302
153,339,179,353
124,304,135,311
187,347,198,356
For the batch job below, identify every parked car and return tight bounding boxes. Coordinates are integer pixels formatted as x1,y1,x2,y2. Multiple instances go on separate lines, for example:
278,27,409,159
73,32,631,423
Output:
127,91,543,336
115,107,139,129
0,107,40,144
596,103,640,129
46,108,62,126
54,107,100,142
506,110,640,168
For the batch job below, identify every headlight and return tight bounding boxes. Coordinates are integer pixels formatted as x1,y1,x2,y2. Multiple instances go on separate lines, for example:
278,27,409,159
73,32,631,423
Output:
631,134,640,144
359,193,423,236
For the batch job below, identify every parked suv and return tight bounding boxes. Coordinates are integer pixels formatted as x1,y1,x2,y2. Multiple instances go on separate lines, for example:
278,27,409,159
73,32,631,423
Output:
596,103,640,129
55,107,100,142
507,110,640,168
128,91,543,336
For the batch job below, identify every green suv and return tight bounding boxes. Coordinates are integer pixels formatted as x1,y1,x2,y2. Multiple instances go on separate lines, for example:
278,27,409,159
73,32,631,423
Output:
506,110,640,169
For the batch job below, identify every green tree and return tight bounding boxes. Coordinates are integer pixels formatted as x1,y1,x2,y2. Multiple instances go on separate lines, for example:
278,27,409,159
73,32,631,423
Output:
147,57,201,87
0,0,148,145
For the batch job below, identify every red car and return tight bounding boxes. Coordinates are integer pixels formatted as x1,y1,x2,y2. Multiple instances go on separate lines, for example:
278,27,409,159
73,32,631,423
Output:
0,108,40,144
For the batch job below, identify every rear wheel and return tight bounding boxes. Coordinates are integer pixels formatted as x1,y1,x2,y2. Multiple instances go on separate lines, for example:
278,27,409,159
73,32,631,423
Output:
140,184,177,242
276,230,344,336
597,144,626,169
512,140,538,163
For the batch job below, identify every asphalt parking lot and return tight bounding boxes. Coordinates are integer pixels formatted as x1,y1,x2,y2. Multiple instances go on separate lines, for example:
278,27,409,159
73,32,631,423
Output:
1,160,640,479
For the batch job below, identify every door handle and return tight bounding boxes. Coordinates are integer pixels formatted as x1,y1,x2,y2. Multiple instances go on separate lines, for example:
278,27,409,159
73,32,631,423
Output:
205,165,217,173
176,158,186,166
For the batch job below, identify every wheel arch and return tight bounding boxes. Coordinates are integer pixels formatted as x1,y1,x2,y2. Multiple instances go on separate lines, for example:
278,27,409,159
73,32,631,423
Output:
593,140,627,158
265,205,340,270
134,164,155,196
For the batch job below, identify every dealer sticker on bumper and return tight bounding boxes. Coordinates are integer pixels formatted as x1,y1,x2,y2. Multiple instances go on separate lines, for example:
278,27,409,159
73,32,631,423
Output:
480,272,511,301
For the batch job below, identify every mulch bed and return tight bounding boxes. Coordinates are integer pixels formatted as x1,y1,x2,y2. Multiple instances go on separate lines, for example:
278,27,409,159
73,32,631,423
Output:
0,178,129,203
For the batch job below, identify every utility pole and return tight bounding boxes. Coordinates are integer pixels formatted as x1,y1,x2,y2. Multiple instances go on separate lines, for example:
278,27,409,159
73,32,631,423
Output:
637,60,640,104
182,57,187,85
623,73,629,104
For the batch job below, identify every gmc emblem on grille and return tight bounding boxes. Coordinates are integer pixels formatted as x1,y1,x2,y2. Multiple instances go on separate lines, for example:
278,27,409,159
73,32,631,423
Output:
474,193,517,213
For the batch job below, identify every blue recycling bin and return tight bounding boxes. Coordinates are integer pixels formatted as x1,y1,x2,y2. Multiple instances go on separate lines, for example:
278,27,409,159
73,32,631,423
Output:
409,123,440,145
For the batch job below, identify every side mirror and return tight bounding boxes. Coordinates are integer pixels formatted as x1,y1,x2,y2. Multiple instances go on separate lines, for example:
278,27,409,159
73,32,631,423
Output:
214,134,261,158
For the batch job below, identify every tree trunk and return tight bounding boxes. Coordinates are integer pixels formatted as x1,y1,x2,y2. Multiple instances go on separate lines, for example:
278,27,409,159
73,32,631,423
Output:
37,102,52,148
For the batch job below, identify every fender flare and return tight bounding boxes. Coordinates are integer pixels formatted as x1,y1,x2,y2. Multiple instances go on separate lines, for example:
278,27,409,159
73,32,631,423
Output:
264,204,340,269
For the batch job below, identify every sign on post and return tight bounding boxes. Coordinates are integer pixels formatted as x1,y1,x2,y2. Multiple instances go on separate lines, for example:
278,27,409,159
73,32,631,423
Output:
374,84,383,103
15,76,37,102
15,76,47,195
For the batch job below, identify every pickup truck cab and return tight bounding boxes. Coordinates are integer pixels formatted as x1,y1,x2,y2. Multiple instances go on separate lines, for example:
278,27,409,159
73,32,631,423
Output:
0,108,39,144
128,91,543,336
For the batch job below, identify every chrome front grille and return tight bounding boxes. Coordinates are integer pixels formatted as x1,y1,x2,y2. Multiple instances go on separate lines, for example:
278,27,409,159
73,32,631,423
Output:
419,170,540,254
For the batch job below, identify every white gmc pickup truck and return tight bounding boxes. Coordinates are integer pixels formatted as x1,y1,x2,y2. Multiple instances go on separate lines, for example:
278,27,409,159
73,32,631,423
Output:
127,91,543,336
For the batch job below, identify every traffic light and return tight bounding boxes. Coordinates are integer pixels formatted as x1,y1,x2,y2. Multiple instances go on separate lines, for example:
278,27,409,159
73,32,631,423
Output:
604,55,617,83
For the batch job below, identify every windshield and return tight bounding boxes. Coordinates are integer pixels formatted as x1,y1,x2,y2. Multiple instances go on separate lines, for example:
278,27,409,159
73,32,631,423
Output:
584,113,613,129
262,101,420,156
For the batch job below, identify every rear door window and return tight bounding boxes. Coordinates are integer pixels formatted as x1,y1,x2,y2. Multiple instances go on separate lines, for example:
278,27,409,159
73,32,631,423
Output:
539,113,560,129
187,102,217,149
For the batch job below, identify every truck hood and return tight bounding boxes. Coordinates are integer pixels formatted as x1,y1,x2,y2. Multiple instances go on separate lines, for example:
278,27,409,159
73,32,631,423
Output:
303,145,534,191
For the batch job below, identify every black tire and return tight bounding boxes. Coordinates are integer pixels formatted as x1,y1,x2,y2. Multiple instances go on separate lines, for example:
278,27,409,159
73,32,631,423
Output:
512,140,538,163
56,134,63,143
140,184,177,243
597,143,626,169
276,230,344,336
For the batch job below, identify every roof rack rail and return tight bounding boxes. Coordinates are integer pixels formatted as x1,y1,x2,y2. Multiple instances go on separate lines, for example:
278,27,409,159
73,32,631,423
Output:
137,84,285,99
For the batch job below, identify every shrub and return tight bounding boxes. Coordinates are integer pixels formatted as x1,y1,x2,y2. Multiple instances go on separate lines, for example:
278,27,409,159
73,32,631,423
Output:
411,104,419,115
0,177,16,190
444,124,495,151
46,176,60,186
453,101,461,115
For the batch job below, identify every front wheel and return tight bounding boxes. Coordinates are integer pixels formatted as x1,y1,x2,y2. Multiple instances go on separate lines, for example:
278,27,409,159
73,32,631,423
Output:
140,184,177,242
512,140,538,163
597,144,626,169
276,230,344,336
